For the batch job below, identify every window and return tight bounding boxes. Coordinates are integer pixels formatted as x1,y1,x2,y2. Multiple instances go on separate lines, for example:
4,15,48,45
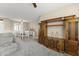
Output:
0,21,4,33
14,23,20,32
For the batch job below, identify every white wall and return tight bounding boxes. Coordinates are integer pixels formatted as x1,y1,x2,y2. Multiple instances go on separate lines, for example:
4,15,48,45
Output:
0,21,4,33
3,18,14,33
0,18,30,33
1,17,39,38
40,4,79,21
40,4,79,38
29,18,39,37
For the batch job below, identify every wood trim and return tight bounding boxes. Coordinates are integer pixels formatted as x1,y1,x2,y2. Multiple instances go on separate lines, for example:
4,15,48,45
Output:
47,24,64,27
42,15,76,23
0,19,3,21
40,16,79,24
46,17,63,23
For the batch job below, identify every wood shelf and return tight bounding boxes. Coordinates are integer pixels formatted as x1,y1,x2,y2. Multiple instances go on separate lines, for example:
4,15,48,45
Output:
47,24,64,27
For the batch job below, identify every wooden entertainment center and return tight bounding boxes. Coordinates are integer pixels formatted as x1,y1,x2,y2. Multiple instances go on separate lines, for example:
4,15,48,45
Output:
39,15,79,56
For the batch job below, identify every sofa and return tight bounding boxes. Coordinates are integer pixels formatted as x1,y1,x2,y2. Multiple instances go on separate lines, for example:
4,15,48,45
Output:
0,33,18,56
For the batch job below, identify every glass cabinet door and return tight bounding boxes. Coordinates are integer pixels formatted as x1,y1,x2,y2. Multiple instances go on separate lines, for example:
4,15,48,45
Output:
67,20,76,41
68,22,72,40
75,21,78,41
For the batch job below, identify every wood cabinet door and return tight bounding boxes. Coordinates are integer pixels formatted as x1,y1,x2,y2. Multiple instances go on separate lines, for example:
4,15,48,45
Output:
65,40,78,55
65,15,76,41
64,15,78,55
57,40,64,52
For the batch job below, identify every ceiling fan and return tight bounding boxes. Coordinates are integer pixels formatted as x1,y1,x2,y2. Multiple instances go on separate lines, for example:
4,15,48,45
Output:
32,3,37,8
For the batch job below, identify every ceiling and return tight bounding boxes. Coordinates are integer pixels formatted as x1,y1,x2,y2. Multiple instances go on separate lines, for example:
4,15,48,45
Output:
0,3,71,21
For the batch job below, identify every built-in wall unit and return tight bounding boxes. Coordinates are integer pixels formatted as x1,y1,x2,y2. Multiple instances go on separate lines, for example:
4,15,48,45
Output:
39,15,79,56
